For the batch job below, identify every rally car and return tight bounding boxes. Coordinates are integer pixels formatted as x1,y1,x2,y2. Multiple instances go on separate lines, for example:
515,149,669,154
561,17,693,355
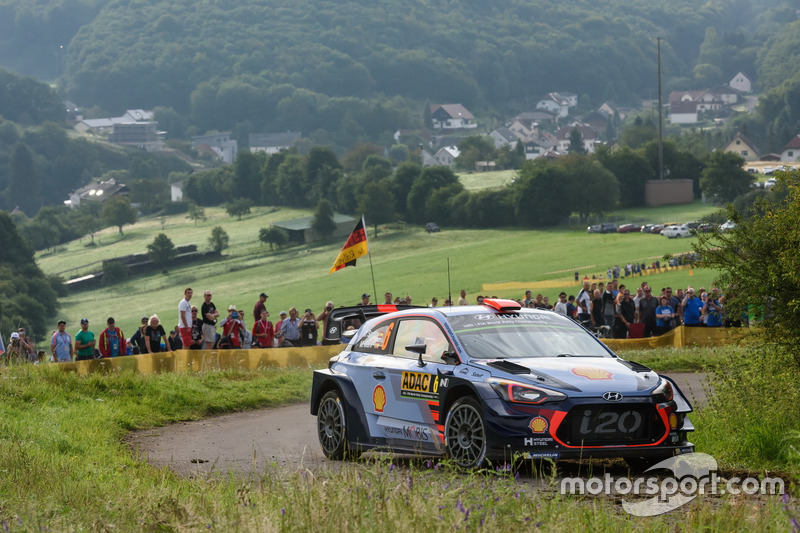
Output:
310,299,694,468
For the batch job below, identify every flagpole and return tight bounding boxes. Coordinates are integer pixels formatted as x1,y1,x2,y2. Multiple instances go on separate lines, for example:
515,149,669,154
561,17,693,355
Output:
362,215,378,300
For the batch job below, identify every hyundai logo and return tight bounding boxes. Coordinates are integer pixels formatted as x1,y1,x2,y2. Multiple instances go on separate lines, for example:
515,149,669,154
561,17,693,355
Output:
602,391,623,402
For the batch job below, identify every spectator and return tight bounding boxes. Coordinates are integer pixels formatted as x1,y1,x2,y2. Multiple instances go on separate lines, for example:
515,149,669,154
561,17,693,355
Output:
704,289,724,327
277,307,302,346
317,301,334,333
201,290,220,350
74,318,96,361
533,294,546,309
5,332,26,364
189,306,204,349
300,308,318,346
168,326,183,351
601,283,616,327
17,328,35,363
522,290,533,307
458,289,468,306
383,292,393,305
639,287,659,337
275,311,287,336
591,290,604,327
553,292,568,316
359,293,371,306
98,317,125,357
51,320,73,362
655,296,676,336
178,287,194,349
665,287,682,326
252,309,274,348
220,305,246,348
682,288,704,327
129,316,149,354
144,315,171,353
443,298,453,306
566,295,578,319
253,292,269,322
576,281,592,323
429,297,438,307
613,289,637,339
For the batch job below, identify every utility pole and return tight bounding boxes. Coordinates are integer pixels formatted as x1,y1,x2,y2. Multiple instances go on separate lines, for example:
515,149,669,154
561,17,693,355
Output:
657,37,664,180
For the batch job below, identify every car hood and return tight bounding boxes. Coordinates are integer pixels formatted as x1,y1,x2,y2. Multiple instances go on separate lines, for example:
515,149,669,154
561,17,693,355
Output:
474,357,660,395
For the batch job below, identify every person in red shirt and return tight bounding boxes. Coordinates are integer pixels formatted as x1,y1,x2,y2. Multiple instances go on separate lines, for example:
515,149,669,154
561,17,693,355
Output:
252,309,274,348
98,317,125,357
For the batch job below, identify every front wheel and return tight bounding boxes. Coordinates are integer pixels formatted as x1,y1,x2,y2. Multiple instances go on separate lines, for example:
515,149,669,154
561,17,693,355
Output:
444,397,488,468
317,390,351,460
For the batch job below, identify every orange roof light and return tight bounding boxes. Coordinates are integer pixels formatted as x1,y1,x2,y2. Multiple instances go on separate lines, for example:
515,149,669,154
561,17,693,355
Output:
482,298,522,312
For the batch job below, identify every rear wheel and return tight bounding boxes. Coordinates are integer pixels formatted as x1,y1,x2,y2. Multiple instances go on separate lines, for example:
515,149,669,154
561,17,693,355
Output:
444,397,487,468
317,390,350,460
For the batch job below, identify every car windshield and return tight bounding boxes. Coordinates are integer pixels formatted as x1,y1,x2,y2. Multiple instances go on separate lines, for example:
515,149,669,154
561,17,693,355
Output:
448,312,611,359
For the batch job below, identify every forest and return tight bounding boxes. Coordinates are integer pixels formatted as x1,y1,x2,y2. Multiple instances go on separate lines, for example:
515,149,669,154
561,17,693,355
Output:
1,0,799,153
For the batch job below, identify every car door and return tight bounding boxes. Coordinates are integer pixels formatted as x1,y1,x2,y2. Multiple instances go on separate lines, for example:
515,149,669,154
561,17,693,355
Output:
378,317,456,452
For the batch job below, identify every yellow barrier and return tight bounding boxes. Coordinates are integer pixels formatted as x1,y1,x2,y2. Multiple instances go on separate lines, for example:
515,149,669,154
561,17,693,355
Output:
602,325,742,350
59,344,343,376
58,325,741,376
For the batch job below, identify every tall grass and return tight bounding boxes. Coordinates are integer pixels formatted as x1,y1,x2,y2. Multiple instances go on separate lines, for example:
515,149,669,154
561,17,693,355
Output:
0,349,797,530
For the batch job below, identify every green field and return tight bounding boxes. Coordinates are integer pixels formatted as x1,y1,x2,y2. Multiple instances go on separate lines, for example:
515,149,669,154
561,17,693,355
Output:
35,202,720,344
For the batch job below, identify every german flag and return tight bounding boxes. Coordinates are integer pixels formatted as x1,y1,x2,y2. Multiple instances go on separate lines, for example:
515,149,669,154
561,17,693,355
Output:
330,216,369,273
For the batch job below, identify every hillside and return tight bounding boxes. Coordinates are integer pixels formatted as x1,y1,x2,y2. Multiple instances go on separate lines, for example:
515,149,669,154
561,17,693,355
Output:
1,0,797,142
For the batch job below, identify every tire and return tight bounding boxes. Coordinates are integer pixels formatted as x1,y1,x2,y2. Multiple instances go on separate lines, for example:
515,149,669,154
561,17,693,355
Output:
444,397,487,468
317,390,350,460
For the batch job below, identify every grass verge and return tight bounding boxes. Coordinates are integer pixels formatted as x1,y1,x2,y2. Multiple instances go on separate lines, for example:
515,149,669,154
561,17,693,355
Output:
0,345,796,530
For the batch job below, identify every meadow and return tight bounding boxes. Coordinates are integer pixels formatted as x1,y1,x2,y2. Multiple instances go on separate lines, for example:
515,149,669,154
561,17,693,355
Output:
35,201,720,344
0,342,797,531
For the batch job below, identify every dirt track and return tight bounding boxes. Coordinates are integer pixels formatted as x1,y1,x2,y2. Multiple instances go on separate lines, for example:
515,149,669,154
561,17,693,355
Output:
127,373,710,478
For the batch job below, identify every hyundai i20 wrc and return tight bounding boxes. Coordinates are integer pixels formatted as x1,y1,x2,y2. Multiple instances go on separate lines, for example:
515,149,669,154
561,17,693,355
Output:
310,299,694,468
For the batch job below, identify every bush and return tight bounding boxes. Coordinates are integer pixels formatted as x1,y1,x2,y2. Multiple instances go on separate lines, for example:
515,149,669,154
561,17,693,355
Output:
102,261,129,286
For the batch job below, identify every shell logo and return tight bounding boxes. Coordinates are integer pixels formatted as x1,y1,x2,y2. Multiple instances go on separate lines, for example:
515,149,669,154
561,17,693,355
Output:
529,416,548,434
373,385,387,413
570,367,614,380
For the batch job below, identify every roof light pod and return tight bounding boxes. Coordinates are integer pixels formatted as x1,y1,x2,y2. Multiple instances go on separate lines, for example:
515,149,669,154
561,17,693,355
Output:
481,298,522,312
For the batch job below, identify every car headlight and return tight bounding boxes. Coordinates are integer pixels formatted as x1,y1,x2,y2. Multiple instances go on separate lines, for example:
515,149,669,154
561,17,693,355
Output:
651,378,674,402
487,378,567,404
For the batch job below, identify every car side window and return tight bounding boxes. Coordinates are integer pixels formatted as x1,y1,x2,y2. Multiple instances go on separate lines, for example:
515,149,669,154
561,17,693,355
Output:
391,319,452,362
353,321,395,354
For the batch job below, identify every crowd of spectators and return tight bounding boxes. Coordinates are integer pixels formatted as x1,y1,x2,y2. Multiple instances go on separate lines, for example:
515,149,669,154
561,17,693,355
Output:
1,267,733,364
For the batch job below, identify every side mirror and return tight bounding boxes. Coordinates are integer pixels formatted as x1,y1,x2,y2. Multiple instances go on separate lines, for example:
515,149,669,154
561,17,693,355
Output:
406,343,427,367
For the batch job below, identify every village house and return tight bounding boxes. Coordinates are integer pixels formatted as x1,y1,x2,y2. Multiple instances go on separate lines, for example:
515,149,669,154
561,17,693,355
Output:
191,132,238,164
723,132,761,162
249,131,303,154
65,178,129,208
430,104,477,130
555,123,599,154
781,135,800,162
535,92,577,118
729,72,752,93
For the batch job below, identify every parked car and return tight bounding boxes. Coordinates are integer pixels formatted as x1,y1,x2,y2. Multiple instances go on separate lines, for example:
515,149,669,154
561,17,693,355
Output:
720,220,736,232
586,225,602,234
695,223,715,233
311,299,694,468
763,178,777,191
617,223,641,233
640,224,654,234
649,224,665,234
661,224,692,238
425,222,441,233
598,222,618,233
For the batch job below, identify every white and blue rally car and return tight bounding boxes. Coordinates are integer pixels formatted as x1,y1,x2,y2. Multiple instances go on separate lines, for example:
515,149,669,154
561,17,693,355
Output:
310,299,694,468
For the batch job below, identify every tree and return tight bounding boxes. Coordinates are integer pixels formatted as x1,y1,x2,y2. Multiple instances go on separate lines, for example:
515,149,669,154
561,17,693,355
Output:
700,151,754,204
694,171,800,364
102,195,138,235
147,233,176,271
103,260,129,285
258,226,289,251
358,180,395,237
311,199,337,240
208,226,230,253
559,155,619,222
186,203,207,226
512,161,569,227
225,198,252,220
406,167,462,222
568,127,587,154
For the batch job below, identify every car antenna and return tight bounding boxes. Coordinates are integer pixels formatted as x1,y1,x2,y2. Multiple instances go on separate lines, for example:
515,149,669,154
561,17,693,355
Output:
447,257,452,306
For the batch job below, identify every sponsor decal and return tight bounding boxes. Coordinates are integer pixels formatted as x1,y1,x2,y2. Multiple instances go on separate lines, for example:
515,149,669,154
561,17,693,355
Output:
570,367,614,380
401,371,440,400
529,416,549,434
372,385,387,412
524,437,554,446
403,425,430,441
439,377,449,388
383,426,403,435
459,368,470,375
523,452,561,459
